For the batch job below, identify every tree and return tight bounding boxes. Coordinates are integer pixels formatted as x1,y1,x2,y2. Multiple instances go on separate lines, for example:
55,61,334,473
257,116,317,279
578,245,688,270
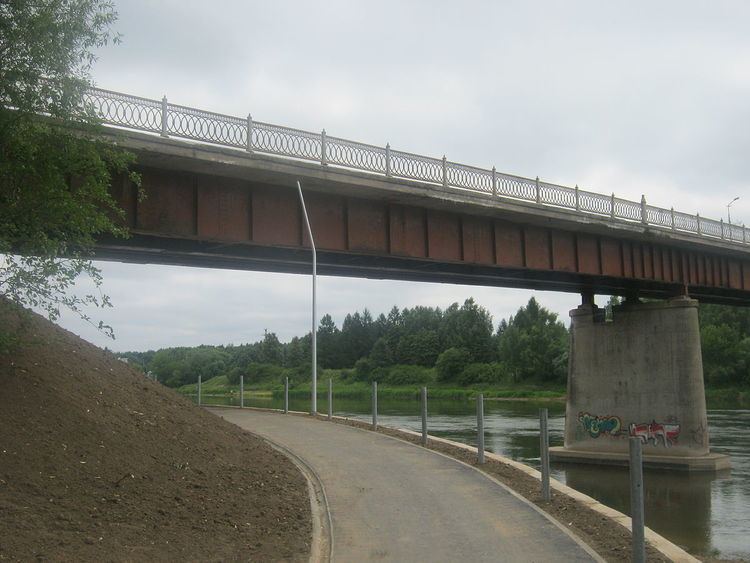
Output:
1,1,137,337
441,299,496,363
317,314,341,368
497,297,568,383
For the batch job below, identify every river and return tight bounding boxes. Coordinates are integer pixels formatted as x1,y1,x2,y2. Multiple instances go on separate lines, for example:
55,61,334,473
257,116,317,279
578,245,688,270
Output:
198,393,750,560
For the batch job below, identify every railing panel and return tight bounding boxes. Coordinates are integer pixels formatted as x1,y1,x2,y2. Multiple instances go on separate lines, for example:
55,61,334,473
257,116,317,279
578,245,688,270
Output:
700,218,723,238
646,206,673,230
579,189,612,216
390,149,443,184
83,88,161,133
327,137,386,174
447,162,493,193
167,103,246,148
614,197,642,222
539,181,576,209
253,121,322,162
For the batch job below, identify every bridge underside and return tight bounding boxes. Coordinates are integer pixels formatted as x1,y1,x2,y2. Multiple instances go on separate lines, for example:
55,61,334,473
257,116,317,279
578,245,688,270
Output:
94,132,750,305
95,231,744,304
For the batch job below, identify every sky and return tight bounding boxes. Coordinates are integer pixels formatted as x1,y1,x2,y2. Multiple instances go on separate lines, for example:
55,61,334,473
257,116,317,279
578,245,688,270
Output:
53,0,750,352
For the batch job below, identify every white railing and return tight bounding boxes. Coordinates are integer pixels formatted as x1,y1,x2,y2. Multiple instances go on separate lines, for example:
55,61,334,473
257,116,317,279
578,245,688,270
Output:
83,87,749,248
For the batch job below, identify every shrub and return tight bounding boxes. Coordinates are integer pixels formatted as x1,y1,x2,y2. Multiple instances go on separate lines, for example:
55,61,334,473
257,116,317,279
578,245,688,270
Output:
354,357,375,382
435,347,470,382
382,364,436,386
459,362,508,386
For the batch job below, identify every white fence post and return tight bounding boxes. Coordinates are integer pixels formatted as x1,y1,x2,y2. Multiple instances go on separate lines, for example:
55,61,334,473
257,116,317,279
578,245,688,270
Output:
197,375,202,406
240,375,244,408
372,381,378,430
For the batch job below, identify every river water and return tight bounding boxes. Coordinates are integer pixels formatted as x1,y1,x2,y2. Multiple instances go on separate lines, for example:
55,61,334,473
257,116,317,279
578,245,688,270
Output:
199,393,750,560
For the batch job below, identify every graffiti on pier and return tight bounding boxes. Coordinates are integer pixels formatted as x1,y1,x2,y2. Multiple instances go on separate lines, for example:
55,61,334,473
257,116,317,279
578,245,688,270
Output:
629,421,681,447
578,412,622,438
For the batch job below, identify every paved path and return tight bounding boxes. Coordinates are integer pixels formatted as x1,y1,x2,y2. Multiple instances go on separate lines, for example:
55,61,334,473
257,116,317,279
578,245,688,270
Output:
211,408,598,562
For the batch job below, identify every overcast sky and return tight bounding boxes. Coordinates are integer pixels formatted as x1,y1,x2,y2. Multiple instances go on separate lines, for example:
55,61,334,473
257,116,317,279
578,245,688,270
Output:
54,0,750,352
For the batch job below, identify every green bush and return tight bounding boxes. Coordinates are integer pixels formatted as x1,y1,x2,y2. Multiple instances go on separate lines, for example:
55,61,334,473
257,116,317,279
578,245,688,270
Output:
459,362,508,385
435,347,470,382
382,364,435,385
247,362,285,384
354,357,375,382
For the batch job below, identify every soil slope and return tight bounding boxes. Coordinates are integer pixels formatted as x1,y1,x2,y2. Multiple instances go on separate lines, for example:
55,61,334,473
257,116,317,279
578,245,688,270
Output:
0,302,311,561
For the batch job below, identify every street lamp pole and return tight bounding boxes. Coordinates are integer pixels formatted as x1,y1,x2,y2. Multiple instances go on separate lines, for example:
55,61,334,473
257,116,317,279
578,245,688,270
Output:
297,180,317,414
727,196,739,225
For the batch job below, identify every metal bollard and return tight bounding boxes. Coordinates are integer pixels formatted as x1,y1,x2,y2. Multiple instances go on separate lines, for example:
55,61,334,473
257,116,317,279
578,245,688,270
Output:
284,377,289,414
240,375,244,409
421,387,428,446
197,375,202,406
629,437,646,563
372,381,378,430
477,394,485,464
328,378,333,421
539,408,551,501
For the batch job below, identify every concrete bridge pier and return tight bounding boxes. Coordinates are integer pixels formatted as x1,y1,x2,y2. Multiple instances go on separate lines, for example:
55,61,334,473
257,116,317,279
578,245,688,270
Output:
550,296,731,471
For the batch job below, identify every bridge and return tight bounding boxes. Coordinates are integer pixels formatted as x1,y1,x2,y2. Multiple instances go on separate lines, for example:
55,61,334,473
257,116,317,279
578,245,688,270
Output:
86,87,741,469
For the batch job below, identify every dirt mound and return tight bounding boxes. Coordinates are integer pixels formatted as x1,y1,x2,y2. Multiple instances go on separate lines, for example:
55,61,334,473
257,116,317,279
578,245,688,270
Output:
0,302,311,561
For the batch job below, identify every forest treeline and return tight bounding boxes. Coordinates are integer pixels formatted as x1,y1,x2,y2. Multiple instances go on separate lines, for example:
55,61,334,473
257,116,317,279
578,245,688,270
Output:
121,297,750,390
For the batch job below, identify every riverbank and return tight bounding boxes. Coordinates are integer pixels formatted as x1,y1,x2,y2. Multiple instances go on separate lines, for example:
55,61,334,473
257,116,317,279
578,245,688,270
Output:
178,375,566,401
179,374,750,405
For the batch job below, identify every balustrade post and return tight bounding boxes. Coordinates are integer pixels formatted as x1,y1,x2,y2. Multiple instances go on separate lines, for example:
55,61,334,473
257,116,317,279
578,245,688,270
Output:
671,207,676,230
720,218,725,240
321,130,328,166
160,95,168,138
640,195,647,224
246,114,253,153
574,185,580,212
442,155,448,188
385,143,391,177
492,167,497,197
743,224,747,244
697,213,702,235
535,176,541,204
610,193,616,220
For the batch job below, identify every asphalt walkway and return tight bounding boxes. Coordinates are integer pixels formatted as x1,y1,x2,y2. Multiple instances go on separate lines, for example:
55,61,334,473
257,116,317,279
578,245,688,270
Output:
211,408,598,562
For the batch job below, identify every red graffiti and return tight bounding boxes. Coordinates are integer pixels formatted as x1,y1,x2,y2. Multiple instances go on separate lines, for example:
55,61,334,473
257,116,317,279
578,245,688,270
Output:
629,421,680,447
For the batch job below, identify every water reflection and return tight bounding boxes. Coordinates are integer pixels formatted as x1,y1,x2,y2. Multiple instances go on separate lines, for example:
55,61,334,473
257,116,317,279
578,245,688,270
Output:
193,393,749,560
